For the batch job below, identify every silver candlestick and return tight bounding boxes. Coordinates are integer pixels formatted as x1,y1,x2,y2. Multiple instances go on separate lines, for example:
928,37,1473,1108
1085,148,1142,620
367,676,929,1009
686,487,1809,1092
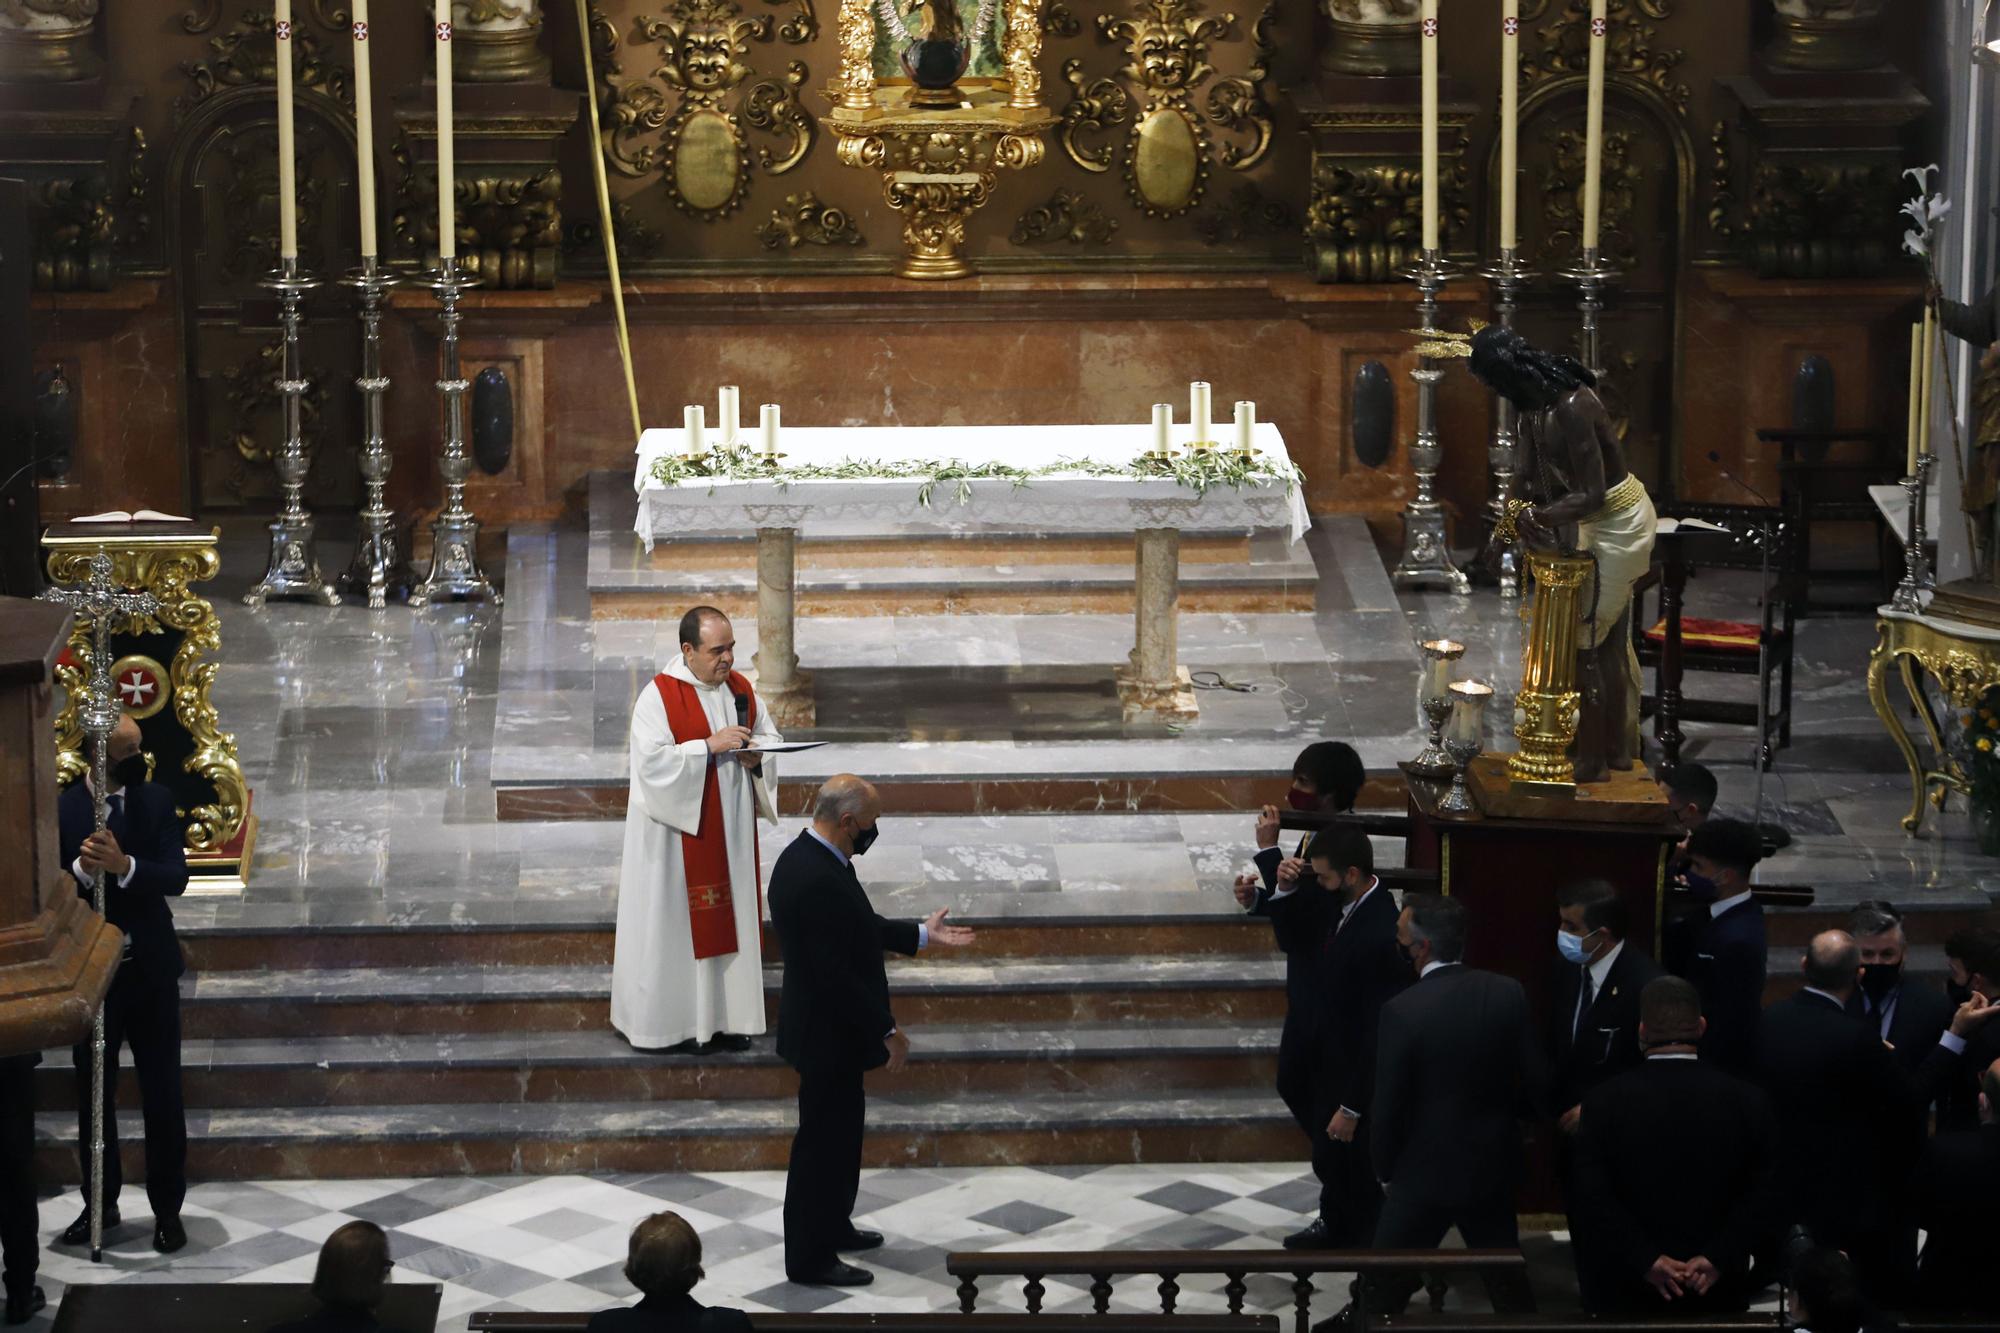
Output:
1563,247,1619,383
1438,735,1481,814
244,260,338,608
1890,450,1938,613
1472,249,1536,598
410,256,501,607
339,257,407,609
1393,250,1470,593
1412,694,1456,777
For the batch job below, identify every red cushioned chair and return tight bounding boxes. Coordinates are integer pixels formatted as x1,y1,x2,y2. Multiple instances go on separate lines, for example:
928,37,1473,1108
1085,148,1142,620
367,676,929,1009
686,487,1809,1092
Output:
1631,500,1799,771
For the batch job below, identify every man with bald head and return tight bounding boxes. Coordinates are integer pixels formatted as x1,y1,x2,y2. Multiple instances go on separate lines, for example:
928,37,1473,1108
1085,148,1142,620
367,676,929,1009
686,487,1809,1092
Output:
56,711,190,1254
1758,930,1996,1306
767,775,973,1286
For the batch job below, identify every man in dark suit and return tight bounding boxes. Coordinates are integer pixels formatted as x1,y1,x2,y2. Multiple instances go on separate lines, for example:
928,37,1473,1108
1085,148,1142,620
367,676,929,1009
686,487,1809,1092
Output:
1551,878,1664,1140
589,1212,753,1333
1570,976,1778,1313
768,774,973,1286
0,1051,39,1324
1366,893,1540,1314
1939,925,2000,1131
1758,931,1995,1307
1846,902,1953,1069
1910,1056,2000,1319
1235,741,1366,1248
1663,818,1765,1077
57,712,189,1254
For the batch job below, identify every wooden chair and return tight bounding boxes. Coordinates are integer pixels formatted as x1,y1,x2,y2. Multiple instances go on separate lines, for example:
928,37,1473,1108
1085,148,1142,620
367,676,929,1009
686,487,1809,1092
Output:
1631,501,1799,771
1756,427,1901,614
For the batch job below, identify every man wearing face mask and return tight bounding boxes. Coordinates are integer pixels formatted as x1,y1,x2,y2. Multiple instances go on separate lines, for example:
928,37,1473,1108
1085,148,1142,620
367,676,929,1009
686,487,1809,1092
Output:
55,712,189,1254
1655,762,1715,885
768,775,973,1287
1938,927,2000,1132
1845,903,1951,1075
1662,818,1765,1077
1551,880,1663,1143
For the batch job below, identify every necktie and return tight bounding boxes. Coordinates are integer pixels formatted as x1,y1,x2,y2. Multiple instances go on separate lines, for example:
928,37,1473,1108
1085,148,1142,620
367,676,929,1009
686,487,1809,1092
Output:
1574,964,1595,1038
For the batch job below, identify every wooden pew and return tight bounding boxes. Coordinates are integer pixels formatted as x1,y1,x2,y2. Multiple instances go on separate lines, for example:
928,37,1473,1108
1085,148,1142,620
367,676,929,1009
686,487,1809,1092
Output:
469,1317,1277,1333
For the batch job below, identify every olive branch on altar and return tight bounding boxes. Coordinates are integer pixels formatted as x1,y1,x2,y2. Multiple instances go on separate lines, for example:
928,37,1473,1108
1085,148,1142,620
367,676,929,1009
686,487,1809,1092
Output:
646,442,1304,508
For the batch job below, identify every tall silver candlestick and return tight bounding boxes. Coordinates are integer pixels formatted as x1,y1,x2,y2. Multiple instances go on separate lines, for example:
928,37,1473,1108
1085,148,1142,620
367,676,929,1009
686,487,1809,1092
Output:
1472,249,1535,598
1890,450,1937,613
339,257,406,609
410,256,501,607
244,260,338,608
1392,249,1470,593
1563,247,1618,383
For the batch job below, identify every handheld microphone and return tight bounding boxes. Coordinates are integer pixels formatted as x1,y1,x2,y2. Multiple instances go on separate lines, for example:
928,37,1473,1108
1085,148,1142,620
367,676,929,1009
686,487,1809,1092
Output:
733,690,750,730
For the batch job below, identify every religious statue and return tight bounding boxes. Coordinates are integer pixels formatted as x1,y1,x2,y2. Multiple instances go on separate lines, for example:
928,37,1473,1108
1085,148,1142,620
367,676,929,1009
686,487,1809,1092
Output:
1930,277,2000,568
870,0,1003,80
1470,326,1657,784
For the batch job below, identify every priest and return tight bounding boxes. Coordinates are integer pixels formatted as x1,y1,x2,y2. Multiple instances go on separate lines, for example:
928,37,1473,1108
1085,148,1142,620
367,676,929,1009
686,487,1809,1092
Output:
612,606,782,1053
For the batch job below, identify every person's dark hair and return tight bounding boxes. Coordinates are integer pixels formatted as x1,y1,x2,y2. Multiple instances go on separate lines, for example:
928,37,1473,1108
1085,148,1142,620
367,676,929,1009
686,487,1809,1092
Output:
1790,1246,1867,1333
1845,901,1903,942
625,1211,704,1299
1946,924,2000,980
1468,324,1597,412
1639,975,1702,1045
311,1220,390,1313
1556,879,1628,939
678,606,728,652
1803,932,1860,994
1306,826,1373,881
1404,893,1468,964
1657,761,1718,815
1685,817,1763,878
1291,741,1365,812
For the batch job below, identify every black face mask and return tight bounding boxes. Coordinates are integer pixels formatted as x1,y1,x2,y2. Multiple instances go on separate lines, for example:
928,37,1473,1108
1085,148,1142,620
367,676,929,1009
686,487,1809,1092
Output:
1947,978,1975,1008
850,822,879,857
1859,961,1903,1002
110,754,148,790
1396,940,1416,968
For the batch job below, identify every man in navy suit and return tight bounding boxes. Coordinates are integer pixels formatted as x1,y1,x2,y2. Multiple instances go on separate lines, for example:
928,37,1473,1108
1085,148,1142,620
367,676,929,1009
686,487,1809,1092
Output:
1664,818,1765,1077
767,774,973,1286
56,713,189,1254
588,1212,752,1333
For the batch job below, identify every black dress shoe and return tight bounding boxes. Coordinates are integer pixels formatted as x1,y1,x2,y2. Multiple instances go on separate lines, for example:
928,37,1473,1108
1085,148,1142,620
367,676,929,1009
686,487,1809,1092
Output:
708,1034,753,1052
1282,1217,1331,1250
3,1287,46,1326
153,1215,187,1253
838,1228,885,1251
787,1261,874,1287
60,1208,119,1246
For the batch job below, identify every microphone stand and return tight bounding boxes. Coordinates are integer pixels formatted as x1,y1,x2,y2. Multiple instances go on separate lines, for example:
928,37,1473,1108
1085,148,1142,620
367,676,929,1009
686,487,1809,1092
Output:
1730,518,1792,855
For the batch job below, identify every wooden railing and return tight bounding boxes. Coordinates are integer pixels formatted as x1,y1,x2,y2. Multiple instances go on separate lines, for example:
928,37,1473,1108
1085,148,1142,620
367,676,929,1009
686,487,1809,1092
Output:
469,1316,1278,1333
944,1249,1526,1333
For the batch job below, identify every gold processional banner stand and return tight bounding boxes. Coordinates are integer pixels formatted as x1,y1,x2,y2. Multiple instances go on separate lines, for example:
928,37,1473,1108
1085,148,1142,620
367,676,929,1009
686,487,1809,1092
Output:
43,521,256,894
573,0,643,450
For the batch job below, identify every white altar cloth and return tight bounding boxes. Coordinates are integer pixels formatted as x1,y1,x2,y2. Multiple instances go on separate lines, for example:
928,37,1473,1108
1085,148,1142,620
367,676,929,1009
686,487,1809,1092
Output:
632,423,1310,550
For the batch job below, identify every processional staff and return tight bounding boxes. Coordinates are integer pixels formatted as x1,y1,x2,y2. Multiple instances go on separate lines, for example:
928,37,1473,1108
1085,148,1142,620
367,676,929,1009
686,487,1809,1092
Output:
39,553,159,1263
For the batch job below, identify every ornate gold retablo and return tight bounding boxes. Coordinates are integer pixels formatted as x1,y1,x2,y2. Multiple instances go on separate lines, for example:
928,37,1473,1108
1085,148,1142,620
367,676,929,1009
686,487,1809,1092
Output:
42,520,254,893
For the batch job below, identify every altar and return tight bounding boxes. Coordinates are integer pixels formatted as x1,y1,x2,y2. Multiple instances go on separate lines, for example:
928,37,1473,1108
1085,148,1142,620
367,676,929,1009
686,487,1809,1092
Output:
630,422,1310,724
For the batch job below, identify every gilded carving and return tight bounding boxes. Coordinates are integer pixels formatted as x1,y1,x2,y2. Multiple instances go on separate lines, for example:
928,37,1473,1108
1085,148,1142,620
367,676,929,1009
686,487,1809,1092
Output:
1534,125,1640,270
1306,145,1468,282
1042,0,1079,35
1005,0,1044,108
1706,117,1735,244
1011,187,1119,245
181,1,221,33
763,0,818,41
179,8,352,112
758,190,865,247
1741,159,1897,279
218,128,329,279
1520,0,1685,114
1193,180,1294,246
47,541,248,855
836,0,875,107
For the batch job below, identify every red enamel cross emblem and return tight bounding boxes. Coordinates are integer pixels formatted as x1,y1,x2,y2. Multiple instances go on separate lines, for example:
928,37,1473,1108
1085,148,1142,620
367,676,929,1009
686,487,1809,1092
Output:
275,18,292,39
353,19,368,39
109,654,169,719
1422,17,1438,36
437,20,452,40
1503,16,1519,35
1591,16,1607,35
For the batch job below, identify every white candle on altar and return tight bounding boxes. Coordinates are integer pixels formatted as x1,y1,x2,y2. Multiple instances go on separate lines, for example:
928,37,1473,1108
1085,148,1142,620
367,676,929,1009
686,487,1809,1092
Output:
1190,381,1212,447
760,403,780,457
1152,402,1172,453
1919,306,1938,459
684,404,706,453
1581,0,1608,253
1499,0,1519,253
435,0,455,261
718,385,740,443
1420,0,1440,254
1234,401,1255,453
1906,322,1922,477
275,0,298,261
1448,680,1493,745
351,0,376,257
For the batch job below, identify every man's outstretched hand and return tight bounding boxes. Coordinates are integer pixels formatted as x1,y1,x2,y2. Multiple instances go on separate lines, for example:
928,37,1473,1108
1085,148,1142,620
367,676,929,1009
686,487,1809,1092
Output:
925,908,975,947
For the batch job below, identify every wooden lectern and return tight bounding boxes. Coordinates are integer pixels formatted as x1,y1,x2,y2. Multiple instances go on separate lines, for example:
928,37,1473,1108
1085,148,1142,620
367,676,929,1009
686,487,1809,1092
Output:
0,597,120,1059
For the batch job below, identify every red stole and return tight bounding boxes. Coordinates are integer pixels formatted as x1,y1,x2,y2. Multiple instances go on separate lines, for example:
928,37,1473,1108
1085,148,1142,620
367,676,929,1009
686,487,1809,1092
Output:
656,670,760,961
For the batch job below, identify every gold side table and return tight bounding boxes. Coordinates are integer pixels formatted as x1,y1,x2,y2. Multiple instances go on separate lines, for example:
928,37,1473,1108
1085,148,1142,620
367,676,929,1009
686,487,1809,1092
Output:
1867,605,2000,834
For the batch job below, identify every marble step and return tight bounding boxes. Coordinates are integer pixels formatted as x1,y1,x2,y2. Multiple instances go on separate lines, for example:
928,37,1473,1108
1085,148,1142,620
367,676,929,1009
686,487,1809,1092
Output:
174,956,1289,1040
33,1086,1299,1180
37,1022,1280,1111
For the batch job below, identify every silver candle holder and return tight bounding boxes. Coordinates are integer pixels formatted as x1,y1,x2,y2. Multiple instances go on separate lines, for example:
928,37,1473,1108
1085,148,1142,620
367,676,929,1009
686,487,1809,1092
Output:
244,260,339,608
1392,249,1471,594
1473,248,1536,598
338,257,406,609
410,255,501,607
1890,450,1938,613
1411,636,1468,776
1436,679,1493,816
1562,247,1619,383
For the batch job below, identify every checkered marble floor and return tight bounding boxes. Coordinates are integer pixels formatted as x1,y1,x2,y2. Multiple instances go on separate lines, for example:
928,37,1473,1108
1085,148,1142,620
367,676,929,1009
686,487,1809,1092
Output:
16,1165,1574,1329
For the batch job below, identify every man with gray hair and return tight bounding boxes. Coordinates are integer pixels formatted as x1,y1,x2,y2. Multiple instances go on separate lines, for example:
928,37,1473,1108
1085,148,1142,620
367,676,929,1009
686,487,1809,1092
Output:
1844,901,1952,1075
1362,894,1541,1315
767,774,973,1287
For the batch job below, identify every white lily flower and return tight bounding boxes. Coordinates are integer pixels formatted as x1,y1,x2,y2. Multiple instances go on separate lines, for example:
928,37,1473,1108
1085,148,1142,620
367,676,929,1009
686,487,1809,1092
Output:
1904,229,1928,258
1905,163,1939,191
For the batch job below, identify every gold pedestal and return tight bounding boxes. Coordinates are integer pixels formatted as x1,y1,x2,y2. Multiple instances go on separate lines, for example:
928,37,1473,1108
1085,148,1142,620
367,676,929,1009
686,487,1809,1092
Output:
827,84,1056,281
1868,606,2000,835
1507,551,1591,788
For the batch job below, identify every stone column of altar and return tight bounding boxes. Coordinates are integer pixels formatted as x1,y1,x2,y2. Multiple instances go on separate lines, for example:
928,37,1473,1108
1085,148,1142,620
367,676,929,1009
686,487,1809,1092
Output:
752,525,815,728
1119,525,1197,721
